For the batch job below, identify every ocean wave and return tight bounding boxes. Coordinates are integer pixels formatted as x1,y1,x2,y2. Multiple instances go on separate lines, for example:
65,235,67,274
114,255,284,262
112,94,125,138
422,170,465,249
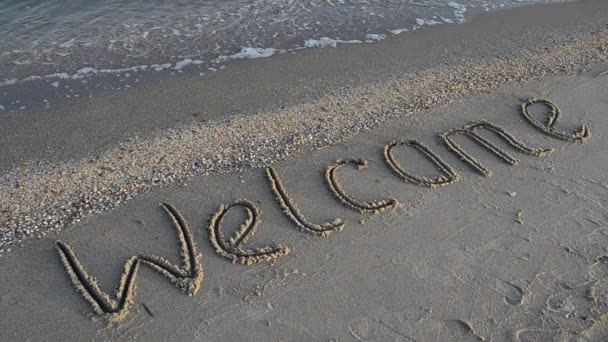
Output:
0,0,571,91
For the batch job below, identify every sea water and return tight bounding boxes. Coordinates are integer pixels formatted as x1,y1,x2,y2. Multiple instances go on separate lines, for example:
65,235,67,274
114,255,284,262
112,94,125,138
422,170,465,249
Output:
0,0,571,94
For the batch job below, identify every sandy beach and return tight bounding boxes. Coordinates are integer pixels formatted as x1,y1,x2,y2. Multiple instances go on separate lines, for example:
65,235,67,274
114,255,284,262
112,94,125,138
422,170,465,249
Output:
2,0,608,341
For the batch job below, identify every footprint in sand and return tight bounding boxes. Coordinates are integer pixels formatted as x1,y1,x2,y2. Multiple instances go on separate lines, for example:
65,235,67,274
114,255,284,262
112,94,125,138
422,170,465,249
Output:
516,329,580,342
492,279,525,306
589,255,608,280
444,320,484,341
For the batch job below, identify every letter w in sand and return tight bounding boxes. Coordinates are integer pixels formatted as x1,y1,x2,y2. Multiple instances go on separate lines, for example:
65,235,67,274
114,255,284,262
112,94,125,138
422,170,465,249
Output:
55,203,203,323
440,120,553,177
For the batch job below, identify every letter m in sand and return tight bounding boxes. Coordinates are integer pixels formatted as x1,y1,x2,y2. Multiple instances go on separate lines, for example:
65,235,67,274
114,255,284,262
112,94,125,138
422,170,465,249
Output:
439,120,553,177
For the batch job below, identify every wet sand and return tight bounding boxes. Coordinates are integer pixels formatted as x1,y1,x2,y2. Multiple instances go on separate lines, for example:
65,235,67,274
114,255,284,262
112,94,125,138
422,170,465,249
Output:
2,0,608,171
2,1,608,341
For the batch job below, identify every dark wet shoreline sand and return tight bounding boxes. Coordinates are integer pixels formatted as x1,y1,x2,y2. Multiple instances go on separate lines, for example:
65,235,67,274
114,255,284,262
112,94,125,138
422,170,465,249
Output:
2,0,607,171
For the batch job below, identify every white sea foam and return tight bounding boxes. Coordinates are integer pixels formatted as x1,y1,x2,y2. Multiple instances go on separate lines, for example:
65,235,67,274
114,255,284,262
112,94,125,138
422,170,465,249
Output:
415,18,443,26
0,79,18,87
0,0,567,92
227,47,278,59
448,2,467,23
75,67,98,77
365,33,387,41
0,0,532,91
173,58,203,70
152,63,172,72
304,37,361,48
47,72,71,80
22,76,42,82
390,28,410,35
59,38,76,48
12,60,31,65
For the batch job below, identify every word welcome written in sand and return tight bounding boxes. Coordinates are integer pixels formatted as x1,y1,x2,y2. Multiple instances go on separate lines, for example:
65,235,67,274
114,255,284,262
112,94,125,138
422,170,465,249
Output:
55,98,590,322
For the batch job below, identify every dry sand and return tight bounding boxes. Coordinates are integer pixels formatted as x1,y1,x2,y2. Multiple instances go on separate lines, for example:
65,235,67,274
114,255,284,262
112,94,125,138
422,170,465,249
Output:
2,1,608,341
2,69,608,341
2,0,608,254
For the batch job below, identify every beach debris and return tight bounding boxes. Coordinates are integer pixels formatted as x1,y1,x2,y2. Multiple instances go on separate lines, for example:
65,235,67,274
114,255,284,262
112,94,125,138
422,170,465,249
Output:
55,203,204,323
325,159,398,214
384,139,458,188
508,191,517,197
266,167,345,236
142,303,154,317
440,120,553,177
208,199,290,265
521,98,590,143
597,70,608,78
516,210,524,224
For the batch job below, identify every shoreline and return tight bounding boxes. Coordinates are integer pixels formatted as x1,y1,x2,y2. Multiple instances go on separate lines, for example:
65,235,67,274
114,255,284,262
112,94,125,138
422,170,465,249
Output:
1,0,606,171
0,0,554,94
1,0,608,253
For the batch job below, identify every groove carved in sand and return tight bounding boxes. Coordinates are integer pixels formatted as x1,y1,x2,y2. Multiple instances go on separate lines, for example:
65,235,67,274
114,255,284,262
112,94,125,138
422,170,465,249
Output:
209,199,291,265
138,203,204,296
384,139,459,188
439,120,553,177
521,98,590,143
325,159,399,213
55,203,203,323
54,98,597,323
266,167,345,236
56,242,139,323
